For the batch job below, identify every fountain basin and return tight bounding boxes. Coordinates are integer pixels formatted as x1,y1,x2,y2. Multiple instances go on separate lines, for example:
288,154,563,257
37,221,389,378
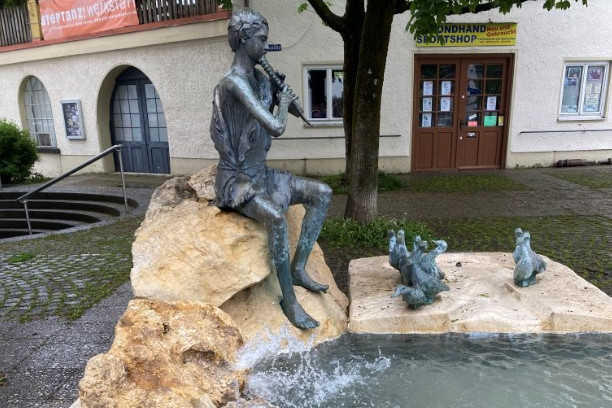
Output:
349,252,612,334
247,332,612,408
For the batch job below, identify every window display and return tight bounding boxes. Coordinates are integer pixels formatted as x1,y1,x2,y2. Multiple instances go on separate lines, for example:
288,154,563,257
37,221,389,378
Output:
560,62,608,117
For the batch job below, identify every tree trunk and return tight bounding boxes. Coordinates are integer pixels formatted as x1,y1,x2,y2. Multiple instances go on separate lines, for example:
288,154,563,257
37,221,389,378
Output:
344,1,395,222
340,2,364,177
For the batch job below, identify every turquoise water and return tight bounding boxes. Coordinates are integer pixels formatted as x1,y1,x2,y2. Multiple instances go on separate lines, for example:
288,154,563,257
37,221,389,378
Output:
245,333,612,408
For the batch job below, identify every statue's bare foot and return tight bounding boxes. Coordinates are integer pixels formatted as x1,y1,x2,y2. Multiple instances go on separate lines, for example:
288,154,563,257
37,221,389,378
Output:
280,299,319,329
292,269,328,293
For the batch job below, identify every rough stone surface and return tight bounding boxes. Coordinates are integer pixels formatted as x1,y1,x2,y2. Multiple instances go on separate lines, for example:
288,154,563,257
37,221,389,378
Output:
349,252,612,334
132,200,272,306
78,299,245,408
131,166,348,345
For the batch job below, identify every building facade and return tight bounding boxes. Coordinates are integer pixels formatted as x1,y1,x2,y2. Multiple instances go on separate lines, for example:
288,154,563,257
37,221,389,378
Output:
0,0,610,178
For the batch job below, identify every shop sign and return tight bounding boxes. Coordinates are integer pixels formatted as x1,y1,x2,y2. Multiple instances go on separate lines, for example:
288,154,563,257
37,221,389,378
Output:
39,0,139,40
415,23,517,47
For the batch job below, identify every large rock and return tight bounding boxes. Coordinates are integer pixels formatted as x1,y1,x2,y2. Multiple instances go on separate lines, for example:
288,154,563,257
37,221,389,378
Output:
79,299,245,408
349,252,612,334
131,166,348,345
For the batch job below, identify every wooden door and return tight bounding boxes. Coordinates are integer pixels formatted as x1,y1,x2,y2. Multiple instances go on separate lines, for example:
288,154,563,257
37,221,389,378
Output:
412,55,512,171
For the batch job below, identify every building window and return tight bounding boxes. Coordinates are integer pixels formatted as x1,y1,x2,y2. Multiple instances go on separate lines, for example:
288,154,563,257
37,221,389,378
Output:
560,62,609,119
23,77,57,147
304,66,344,121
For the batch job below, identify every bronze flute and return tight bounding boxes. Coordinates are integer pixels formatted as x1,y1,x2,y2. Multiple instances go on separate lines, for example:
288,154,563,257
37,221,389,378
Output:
259,55,312,126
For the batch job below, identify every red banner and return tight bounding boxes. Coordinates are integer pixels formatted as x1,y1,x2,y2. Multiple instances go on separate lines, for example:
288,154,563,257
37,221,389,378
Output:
39,0,140,40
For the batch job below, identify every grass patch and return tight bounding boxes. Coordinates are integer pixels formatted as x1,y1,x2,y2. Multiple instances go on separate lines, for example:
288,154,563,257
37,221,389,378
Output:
547,171,612,189
321,217,433,251
404,173,527,193
320,214,611,297
0,373,6,386
7,253,35,263
317,171,405,195
424,215,611,295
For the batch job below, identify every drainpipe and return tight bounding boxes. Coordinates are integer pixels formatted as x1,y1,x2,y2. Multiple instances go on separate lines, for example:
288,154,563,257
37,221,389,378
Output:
27,0,43,41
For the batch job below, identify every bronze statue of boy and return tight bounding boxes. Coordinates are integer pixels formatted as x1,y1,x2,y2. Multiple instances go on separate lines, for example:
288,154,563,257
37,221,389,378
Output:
210,9,332,329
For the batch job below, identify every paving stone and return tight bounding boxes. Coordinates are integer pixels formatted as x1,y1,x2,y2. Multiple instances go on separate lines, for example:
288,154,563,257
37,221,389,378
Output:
0,338,47,371
20,342,108,370
0,368,79,405
2,319,67,340
47,322,116,346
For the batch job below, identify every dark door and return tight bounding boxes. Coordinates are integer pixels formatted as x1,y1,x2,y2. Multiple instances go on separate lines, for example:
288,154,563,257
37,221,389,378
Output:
412,55,512,171
110,68,170,174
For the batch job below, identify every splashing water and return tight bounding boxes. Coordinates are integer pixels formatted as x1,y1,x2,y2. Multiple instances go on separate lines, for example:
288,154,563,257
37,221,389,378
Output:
242,332,612,408
234,325,391,408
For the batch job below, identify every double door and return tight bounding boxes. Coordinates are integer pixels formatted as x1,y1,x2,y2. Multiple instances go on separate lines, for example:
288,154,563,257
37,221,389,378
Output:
412,55,513,171
110,68,170,174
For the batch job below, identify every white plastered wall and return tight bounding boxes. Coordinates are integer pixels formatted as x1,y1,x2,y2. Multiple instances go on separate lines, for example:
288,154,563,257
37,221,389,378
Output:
1,0,611,177
0,18,231,177
438,0,612,168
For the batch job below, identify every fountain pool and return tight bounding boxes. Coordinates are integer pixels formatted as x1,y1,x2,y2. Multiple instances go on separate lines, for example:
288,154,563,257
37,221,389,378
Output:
245,333,612,408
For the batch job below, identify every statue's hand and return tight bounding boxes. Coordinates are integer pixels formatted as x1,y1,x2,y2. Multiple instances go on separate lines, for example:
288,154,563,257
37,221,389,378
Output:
278,85,293,106
275,70,286,82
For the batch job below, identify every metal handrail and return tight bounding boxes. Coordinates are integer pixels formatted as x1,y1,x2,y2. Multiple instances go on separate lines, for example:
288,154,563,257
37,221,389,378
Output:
17,144,128,235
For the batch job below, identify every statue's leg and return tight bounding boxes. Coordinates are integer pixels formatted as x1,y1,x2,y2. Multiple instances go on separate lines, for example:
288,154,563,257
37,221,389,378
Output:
289,177,332,292
238,195,319,329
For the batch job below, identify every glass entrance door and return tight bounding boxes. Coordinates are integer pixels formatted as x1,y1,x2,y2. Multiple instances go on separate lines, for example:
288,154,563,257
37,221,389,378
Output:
110,68,170,174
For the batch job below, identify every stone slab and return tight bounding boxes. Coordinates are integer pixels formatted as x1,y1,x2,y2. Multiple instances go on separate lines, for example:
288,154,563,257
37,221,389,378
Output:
349,252,612,334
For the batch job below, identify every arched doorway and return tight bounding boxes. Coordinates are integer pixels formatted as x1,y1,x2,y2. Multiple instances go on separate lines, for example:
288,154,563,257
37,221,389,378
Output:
110,67,170,174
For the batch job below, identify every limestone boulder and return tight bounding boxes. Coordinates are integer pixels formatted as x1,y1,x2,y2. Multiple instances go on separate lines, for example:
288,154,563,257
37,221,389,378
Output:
79,299,245,408
131,166,348,346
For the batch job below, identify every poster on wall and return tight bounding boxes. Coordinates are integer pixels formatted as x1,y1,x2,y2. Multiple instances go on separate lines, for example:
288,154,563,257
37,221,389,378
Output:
61,100,85,139
39,0,140,40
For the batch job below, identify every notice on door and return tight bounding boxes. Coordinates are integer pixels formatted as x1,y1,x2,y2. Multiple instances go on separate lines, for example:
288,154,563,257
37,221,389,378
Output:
415,23,517,47
39,0,140,40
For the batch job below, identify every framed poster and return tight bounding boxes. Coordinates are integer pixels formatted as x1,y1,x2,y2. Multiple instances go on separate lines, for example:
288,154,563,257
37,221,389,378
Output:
61,100,85,139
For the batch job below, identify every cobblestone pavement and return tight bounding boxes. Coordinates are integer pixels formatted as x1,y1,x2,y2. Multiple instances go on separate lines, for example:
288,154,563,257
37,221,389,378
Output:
0,167,610,407
0,174,165,407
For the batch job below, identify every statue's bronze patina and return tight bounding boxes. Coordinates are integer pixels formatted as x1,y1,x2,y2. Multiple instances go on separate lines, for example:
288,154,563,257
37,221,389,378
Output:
210,9,331,329
388,230,449,309
513,228,546,287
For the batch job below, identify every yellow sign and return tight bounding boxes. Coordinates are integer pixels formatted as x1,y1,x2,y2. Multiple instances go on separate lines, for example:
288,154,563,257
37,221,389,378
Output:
415,23,517,47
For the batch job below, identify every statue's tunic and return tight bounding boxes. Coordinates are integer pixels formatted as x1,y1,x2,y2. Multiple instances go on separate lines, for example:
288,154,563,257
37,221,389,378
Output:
210,69,293,211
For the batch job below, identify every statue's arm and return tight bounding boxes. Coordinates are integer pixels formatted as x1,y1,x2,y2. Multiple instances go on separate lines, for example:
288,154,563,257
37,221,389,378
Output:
226,76,291,137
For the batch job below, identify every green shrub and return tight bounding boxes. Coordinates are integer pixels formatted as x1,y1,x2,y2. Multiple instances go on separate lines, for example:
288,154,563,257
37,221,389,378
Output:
0,119,38,184
318,171,405,195
321,217,433,251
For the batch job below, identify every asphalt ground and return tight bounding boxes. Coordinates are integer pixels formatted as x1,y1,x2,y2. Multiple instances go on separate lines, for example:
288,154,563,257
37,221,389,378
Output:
0,166,610,407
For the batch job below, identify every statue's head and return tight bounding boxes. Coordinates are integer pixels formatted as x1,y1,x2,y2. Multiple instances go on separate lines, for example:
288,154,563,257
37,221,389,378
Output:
228,8,269,52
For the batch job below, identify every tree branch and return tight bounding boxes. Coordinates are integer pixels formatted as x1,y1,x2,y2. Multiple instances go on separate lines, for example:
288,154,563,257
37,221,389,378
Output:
456,0,531,16
394,1,412,15
306,0,346,33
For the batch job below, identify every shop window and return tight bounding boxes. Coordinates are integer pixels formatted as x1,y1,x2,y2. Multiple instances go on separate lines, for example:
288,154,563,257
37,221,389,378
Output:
304,66,344,122
560,62,609,119
23,76,57,147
